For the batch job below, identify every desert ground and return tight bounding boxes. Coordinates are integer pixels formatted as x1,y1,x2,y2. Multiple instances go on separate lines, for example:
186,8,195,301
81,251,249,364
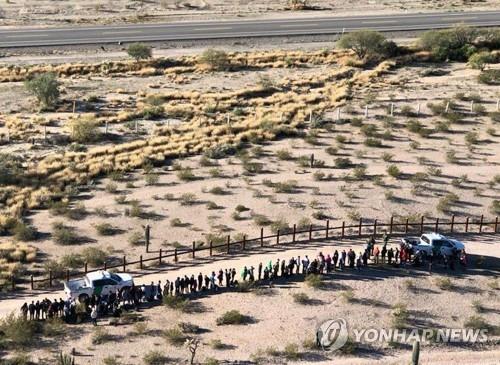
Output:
1,235,499,364
0,22,499,365
0,0,500,27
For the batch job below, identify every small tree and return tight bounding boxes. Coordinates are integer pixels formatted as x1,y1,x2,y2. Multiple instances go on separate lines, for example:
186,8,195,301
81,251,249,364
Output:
24,72,60,109
200,49,229,71
468,51,494,71
337,30,388,59
127,43,152,61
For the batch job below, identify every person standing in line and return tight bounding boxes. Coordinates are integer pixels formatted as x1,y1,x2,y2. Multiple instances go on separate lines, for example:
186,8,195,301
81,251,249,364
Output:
333,250,339,270
91,306,98,326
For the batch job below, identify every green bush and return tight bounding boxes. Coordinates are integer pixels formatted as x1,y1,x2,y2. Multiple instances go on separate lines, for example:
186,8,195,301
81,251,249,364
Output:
478,69,500,85
0,313,38,348
337,30,395,59
386,164,401,178
419,26,478,61
94,223,117,236
305,274,324,289
13,222,37,242
163,295,191,312
216,310,252,325
292,292,311,305
334,157,351,169
127,43,152,61
52,222,79,245
200,49,229,71
469,51,495,71
24,72,59,109
163,327,188,347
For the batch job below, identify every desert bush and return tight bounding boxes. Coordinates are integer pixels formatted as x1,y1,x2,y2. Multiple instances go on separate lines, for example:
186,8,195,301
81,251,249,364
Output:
305,274,324,289
340,289,355,303
337,30,393,59
489,200,500,215
127,43,152,61
478,69,500,85
464,131,479,145
276,149,294,160
292,292,311,305
364,137,383,147
386,164,401,178
176,167,196,181
312,210,328,220
142,106,164,120
391,303,410,329
334,157,351,169
179,193,198,206
204,144,237,159
209,186,227,195
128,231,143,246
381,152,393,162
60,253,84,269
325,146,337,155
469,51,495,71
81,247,106,267
352,165,367,180
143,350,169,365
24,72,59,109
94,223,117,236
163,327,188,346
52,222,78,245
270,218,291,233
145,173,160,186
419,26,478,61
163,295,191,312
92,327,112,345
360,124,377,137
434,277,453,290
105,182,118,194
69,116,100,143
463,315,493,331
13,222,37,242
273,180,298,194
200,49,229,71
216,310,252,325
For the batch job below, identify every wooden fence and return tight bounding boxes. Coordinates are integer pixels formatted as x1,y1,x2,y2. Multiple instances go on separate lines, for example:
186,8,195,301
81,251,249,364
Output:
22,214,499,290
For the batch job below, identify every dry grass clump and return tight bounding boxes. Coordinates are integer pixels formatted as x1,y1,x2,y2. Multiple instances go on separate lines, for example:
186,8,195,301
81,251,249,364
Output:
1,241,37,287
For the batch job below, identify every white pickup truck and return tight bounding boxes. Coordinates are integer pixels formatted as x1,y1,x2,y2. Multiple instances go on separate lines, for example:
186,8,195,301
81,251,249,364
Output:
64,270,133,302
402,233,465,257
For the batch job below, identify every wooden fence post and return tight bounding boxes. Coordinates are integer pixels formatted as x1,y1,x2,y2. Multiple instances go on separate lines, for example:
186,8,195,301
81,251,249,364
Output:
495,217,498,233
405,218,409,234
104,262,107,271
435,218,439,233
479,214,483,233
123,256,126,272
358,218,362,237
310,153,315,168
293,224,296,243
326,220,329,239
420,216,424,234
31,275,34,290
227,235,231,254
159,249,162,266
465,217,469,232
450,215,455,233
140,255,143,270
192,241,196,258
389,216,393,234
260,228,264,247
66,270,70,282
243,235,246,250
84,262,88,273
342,221,345,238
144,224,150,253
373,219,377,236
174,248,178,262
49,270,53,288
309,224,312,240
210,241,213,256
277,229,280,245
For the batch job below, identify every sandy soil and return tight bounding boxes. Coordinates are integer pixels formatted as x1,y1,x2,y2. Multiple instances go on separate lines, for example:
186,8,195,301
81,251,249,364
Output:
1,235,499,364
1,0,500,27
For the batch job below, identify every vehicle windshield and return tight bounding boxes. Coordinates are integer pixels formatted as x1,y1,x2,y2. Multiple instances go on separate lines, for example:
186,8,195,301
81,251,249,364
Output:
433,239,452,247
110,273,123,282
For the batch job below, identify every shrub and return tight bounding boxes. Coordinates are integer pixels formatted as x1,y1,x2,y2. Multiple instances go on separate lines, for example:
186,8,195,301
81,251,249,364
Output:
163,327,188,346
52,222,78,245
69,116,100,143
270,218,291,233
478,69,500,85
94,223,117,236
142,106,164,120
419,26,478,61
283,343,301,360
360,124,377,137
60,253,84,269
381,152,393,162
128,231,143,246
235,204,249,213
127,43,152,61
204,144,237,159
216,310,251,325
325,146,338,155
105,182,118,193
209,186,227,195
312,210,328,220
337,30,392,59
145,173,160,186
364,137,383,147
200,49,229,71
391,303,410,329
276,149,294,160
464,315,492,331
179,193,198,206
0,313,37,347
468,51,495,71
273,180,298,193
464,131,479,145
81,247,106,267
292,292,311,305
352,165,367,180
176,167,196,181
490,200,500,215
91,328,112,345
334,157,351,169
435,277,453,290
163,295,191,312
143,350,169,365
24,72,59,109
386,164,401,178
340,289,355,303
13,222,37,242
305,274,324,289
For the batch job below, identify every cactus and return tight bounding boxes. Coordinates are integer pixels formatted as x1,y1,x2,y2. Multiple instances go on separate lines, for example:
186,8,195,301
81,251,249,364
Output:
411,340,420,365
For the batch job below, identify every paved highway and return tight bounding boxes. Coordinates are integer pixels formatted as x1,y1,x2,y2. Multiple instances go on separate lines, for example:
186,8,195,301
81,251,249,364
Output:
0,11,500,48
